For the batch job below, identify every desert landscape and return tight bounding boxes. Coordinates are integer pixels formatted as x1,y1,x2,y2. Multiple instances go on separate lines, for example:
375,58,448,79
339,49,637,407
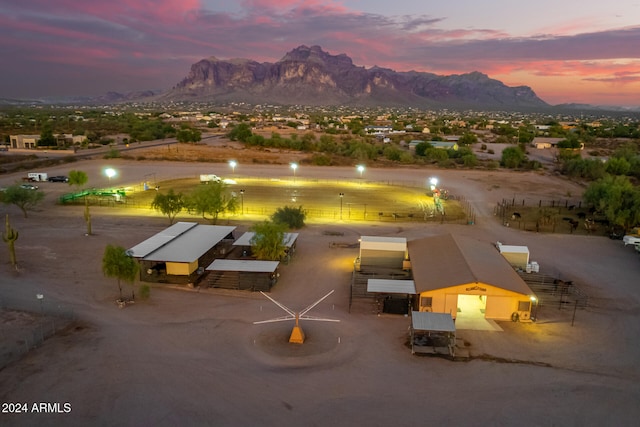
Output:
1,152,640,426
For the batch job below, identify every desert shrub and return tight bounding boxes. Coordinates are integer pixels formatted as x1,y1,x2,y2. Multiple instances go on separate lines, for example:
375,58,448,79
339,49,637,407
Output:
138,284,151,300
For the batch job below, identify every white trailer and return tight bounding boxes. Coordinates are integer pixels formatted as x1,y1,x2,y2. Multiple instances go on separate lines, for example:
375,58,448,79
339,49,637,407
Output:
27,172,48,182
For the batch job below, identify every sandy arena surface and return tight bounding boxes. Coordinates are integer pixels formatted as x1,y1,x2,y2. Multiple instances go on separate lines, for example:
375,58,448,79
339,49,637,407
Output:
1,158,640,426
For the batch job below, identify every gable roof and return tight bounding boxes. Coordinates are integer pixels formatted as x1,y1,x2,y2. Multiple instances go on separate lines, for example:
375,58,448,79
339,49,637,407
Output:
128,222,236,263
407,234,533,295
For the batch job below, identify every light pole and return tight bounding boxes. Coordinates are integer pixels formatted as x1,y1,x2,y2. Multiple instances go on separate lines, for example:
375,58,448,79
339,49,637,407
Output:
229,160,237,174
339,193,344,220
240,189,245,215
290,163,298,182
105,168,116,185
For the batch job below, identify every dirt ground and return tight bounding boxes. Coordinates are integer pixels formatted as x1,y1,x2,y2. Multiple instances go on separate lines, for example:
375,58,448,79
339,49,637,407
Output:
1,154,640,426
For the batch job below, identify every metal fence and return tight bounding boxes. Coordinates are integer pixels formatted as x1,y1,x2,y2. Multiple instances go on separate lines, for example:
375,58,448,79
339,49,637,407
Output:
0,296,76,370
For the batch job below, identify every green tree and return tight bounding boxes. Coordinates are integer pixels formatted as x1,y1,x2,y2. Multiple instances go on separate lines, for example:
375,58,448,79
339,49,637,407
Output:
458,132,478,145
271,206,306,229
2,214,18,267
501,146,526,168
1,185,45,218
187,182,238,224
250,221,287,261
67,170,92,235
176,126,202,143
583,175,640,231
151,189,185,225
227,123,253,142
102,244,139,300
68,170,88,188
39,125,57,147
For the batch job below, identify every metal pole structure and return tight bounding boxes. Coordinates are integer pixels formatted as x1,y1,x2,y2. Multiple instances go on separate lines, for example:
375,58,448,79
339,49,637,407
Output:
240,189,245,215
339,193,344,220
571,299,578,327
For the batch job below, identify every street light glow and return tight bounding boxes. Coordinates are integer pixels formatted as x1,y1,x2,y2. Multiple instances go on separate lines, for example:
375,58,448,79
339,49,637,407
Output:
229,160,237,173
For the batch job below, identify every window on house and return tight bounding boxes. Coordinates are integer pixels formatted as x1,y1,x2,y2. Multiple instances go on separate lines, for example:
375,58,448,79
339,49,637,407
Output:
518,301,531,311
420,297,433,307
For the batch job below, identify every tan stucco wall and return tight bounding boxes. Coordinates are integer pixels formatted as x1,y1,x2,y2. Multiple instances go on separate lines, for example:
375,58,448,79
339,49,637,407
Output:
419,282,532,320
166,260,198,276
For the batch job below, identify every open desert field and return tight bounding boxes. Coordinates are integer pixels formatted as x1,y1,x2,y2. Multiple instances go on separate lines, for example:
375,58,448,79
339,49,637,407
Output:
1,154,639,426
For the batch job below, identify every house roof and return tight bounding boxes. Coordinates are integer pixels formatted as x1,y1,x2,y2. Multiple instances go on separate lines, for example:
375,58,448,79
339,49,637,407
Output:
411,311,455,333
206,259,279,273
407,234,533,295
128,222,235,263
232,232,299,248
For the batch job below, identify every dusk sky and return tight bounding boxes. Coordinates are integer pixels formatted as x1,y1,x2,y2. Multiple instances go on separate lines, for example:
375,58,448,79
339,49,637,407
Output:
1,0,639,106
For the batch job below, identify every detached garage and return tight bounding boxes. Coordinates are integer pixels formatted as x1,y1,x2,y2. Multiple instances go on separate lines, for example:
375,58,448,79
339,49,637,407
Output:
408,234,536,322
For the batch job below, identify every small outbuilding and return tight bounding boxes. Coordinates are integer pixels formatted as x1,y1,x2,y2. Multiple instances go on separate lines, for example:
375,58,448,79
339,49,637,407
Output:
128,222,236,285
356,236,408,270
206,259,279,292
410,311,456,357
496,242,530,270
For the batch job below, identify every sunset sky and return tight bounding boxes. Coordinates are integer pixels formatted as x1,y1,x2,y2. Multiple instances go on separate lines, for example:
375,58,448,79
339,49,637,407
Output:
1,0,639,106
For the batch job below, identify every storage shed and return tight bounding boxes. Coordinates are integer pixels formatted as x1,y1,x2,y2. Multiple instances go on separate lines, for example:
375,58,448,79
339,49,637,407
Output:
496,242,530,270
408,234,536,321
356,236,408,270
128,222,236,284
206,259,279,292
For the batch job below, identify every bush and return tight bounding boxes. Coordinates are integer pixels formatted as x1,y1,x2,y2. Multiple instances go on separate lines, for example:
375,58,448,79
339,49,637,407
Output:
138,284,151,300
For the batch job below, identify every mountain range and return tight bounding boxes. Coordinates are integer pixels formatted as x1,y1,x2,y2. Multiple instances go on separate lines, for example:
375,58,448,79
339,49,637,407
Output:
159,45,548,109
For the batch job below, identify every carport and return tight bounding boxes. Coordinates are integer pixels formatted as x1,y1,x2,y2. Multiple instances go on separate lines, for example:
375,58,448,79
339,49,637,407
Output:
410,311,456,357
206,259,279,292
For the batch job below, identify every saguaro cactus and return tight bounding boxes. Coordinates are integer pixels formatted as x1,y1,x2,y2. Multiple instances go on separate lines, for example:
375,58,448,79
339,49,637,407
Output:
2,214,19,267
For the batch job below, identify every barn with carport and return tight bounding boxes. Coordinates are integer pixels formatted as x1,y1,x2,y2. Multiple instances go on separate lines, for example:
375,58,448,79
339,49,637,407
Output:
128,222,236,285
407,234,536,324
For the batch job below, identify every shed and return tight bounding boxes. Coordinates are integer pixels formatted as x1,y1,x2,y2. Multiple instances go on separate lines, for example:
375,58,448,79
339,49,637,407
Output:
357,236,408,270
128,222,236,284
496,243,530,269
410,311,456,357
408,234,536,321
206,259,279,292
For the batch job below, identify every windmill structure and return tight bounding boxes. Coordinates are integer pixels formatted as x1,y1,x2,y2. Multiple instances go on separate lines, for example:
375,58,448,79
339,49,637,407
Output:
254,290,339,344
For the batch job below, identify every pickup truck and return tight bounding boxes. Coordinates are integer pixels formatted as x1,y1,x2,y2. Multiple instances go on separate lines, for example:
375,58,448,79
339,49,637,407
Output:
623,234,640,246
